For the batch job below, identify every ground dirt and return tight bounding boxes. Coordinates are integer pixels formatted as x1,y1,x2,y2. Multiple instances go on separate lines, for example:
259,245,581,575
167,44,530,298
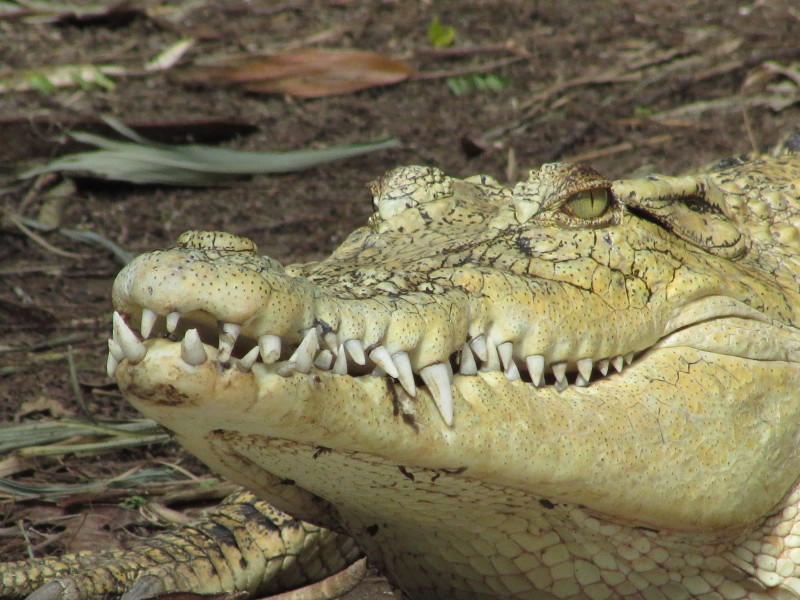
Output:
1,1,799,599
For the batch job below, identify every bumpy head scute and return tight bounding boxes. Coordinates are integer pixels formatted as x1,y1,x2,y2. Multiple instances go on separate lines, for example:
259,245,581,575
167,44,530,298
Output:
370,165,454,221
177,230,257,253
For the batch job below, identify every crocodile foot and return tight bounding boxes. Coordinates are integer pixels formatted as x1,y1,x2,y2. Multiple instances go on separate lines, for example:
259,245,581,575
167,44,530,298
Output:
0,491,362,600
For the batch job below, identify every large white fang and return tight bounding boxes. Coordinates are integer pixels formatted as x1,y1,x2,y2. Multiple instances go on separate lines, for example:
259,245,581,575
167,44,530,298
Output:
106,352,118,378
597,358,610,376
483,337,502,371
113,312,146,364
459,344,477,375
344,339,366,365
314,349,334,370
108,338,124,362
420,363,454,427
552,361,568,392
181,328,207,366
497,341,514,370
393,351,416,396
504,361,521,381
323,331,338,351
624,351,634,365
369,346,399,378
287,328,319,374
469,335,488,361
333,344,348,374
218,323,240,362
576,358,593,382
140,308,157,338
166,311,180,333
612,355,624,372
497,342,520,380
526,355,545,387
258,335,281,364
238,346,260,371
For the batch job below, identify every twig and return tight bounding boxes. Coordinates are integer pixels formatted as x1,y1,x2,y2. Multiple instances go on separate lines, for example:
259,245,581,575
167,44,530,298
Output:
635,45,800,108
468,69,638,148
413,56,527,80
517,70,640,112
762,61,800,87
17,520,35,560
414,43,522,59
740,99,758,154
17,173,58,214
11,214,134,265
561,134,673,164
6,212,87,259
66,345,94,423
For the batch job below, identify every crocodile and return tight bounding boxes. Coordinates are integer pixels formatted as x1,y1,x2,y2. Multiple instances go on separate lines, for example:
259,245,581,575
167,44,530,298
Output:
3,148,800,600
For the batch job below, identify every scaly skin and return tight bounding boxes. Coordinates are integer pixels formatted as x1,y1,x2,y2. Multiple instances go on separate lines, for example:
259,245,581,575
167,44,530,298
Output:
4,150,800,599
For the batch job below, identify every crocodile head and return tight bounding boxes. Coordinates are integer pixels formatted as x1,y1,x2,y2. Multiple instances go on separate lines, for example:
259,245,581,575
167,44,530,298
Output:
109,155,800,598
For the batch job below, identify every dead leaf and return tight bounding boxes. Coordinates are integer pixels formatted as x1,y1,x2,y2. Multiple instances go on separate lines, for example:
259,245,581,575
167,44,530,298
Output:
15,397,75,420
178,48,414,98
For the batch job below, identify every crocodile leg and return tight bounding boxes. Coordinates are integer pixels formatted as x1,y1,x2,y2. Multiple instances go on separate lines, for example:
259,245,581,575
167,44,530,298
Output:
0,490,363,600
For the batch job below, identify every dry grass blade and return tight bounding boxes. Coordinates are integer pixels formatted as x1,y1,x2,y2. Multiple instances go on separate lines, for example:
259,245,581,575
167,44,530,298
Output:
178,48,414,98
0,419,166,454
20,131,401,185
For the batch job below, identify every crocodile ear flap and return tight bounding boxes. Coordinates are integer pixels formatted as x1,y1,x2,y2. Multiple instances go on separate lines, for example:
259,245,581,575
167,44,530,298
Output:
613,174,748,259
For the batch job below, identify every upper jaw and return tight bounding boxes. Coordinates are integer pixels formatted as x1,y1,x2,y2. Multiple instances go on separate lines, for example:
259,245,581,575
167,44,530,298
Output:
113,319,800,538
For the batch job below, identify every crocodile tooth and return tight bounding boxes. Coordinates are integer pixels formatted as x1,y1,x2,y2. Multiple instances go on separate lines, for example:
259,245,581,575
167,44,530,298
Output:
287,328,319,374
483,337,502,371
393,351,416,396
575,373,589,387
321,329,338,352
166,311,180,333
504,361,521,381
140,308,157,338
258,335,281,364
113,312,146,364
314,349,334,370
106,351,118,378
576,358,593,382
597,358,610,376
526,355,545,387
497,341,514,370
238,345,260,371
611,355,624,372
344,339,366,365
469,335,488,361
108,338,125,362
218,323,240,363
333,344,348,374
369,346,399,378
459,344,477,375
181,328,207,366
498,342,522,380
420,363,454,427
624,351,635,365
552,361,568,392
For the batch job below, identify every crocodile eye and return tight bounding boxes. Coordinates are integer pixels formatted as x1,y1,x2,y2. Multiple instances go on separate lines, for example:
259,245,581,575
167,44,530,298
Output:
564,188,611,220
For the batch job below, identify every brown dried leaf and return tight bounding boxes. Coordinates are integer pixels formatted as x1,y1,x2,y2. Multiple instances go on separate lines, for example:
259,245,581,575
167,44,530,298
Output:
15,397,74,420
61,508,133,552
180,49,414,98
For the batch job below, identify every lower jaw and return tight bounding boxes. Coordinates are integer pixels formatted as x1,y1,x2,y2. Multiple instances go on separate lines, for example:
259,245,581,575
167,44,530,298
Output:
118,338,800,536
